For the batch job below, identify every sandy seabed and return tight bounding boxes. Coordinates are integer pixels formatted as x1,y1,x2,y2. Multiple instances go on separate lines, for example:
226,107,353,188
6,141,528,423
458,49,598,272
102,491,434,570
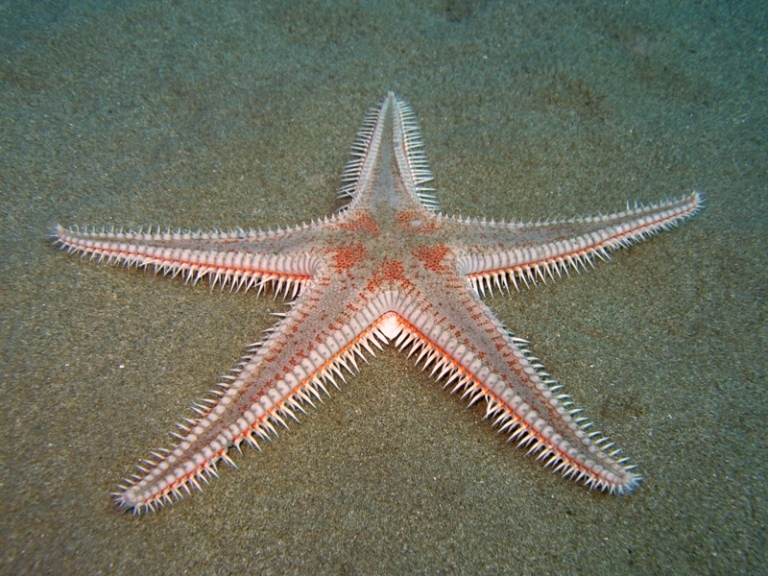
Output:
1,1,765,574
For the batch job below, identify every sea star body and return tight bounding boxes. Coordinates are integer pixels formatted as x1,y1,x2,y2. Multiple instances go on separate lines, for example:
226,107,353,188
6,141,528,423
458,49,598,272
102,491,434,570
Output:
55,93,701,514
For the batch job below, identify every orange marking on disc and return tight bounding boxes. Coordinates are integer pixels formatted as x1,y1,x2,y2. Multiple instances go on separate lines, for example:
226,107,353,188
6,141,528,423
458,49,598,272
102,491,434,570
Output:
412,245,451,273
365,259,415,292
380,259,406,281
339,212,379,234
329,242,366,271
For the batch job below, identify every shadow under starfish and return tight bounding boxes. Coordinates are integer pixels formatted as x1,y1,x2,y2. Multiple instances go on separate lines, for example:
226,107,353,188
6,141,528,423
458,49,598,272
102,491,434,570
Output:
55,92,702,514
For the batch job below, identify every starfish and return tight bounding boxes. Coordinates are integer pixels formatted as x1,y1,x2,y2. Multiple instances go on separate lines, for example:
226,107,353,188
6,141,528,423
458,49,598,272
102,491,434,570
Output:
55,92,701,514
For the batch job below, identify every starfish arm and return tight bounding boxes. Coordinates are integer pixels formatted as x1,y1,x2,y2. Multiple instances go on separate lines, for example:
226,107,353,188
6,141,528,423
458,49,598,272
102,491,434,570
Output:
114,276,405,513
444,192,702,294
53,223,331,294
338,92,439,216
386,280,640,494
